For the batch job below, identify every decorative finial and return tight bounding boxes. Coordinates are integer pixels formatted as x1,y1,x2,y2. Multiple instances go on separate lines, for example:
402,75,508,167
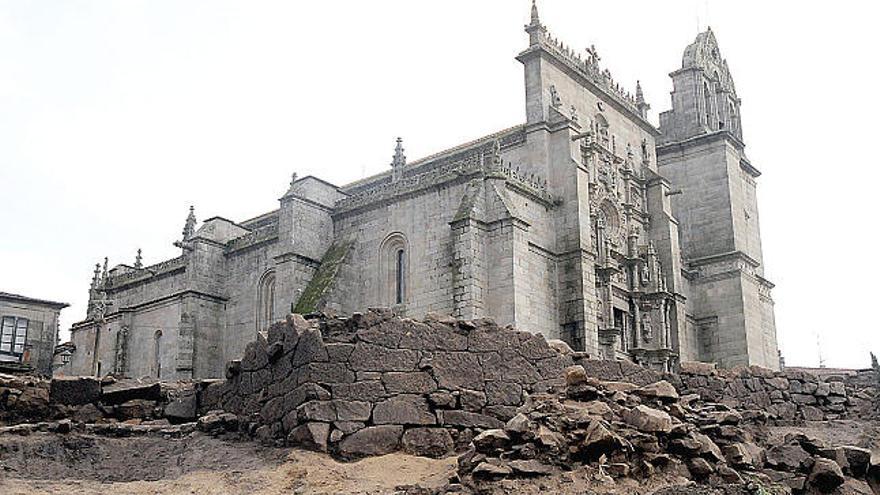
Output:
134,248,143,269
101,257,109,283
290,172,298,188
635,80,650,117
491,139,502,167
586,44,601,66
391,137,406,182
182,205,196,241
530,0,540,26
636,80,645,103
90,263,101,289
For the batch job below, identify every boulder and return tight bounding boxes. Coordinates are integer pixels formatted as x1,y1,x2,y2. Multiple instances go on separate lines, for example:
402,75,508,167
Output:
116,399,156,420
564,365,588,386
287,422,330,452
337,425,403,458
809,458,845,492
49,377,101,406
164,392,198,422
472,429,510,452
840,445,871,478
688,457,715,479
504,413,532,435
635,380,679,402
622,405,673,433
766,443,812,472
401,427,454,458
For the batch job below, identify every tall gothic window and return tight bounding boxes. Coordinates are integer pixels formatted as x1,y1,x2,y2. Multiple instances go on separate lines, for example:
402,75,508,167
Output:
256,270,276,331
703,82,713,128
379,233,408,307
153,330,162,379
395,249,405,304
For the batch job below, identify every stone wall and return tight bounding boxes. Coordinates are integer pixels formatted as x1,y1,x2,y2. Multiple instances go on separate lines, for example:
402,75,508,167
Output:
671,363,853,422
209,309,572,458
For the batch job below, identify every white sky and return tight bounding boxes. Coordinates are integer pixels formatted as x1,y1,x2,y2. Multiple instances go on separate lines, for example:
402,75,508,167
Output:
1,1,877,369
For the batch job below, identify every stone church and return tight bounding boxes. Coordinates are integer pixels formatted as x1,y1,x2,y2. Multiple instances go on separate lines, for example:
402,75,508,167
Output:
67,3,778,379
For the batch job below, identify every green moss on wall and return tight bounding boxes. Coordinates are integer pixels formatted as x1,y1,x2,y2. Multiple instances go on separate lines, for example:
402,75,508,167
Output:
293,240,353,314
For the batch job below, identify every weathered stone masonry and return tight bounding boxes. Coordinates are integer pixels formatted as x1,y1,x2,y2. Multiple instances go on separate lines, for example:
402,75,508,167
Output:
67,3,779,380
210,309,573,458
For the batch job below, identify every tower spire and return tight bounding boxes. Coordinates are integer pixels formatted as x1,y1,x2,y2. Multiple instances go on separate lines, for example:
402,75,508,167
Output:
182,205,196,241
391,137,406,182
134,248,143,269
635,80,650,118
525,0,546,46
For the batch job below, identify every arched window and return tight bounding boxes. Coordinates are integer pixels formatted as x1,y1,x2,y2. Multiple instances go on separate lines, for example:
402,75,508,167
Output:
379,233,408,307
256,270,276,332
153,330,162,379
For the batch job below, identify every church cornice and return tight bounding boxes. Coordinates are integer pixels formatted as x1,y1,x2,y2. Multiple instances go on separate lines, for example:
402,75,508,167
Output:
516,44,659,137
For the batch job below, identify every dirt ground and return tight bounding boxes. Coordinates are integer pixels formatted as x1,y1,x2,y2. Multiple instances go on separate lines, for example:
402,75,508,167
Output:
2,419,878,495
0,432,456,495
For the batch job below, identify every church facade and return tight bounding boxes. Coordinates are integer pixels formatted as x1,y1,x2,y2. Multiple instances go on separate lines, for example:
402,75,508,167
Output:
67,4,778,379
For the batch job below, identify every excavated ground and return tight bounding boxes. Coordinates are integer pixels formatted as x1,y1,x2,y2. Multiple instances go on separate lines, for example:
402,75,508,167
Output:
2,420,877,494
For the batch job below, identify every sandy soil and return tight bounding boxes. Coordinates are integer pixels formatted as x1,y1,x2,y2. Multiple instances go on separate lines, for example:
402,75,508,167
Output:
0,432,456,495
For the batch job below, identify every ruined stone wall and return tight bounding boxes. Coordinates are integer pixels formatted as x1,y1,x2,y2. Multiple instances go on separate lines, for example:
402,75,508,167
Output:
209,309,572,458
672,364,853,422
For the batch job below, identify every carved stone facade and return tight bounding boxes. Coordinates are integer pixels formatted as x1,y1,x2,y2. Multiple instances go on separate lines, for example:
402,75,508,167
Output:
66,5,778,378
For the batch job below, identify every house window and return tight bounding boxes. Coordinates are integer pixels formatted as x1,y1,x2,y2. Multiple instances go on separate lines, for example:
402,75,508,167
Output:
0,316,28,357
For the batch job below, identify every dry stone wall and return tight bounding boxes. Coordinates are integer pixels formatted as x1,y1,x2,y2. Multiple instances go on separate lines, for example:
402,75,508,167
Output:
671,363,854,422
208,309,573,458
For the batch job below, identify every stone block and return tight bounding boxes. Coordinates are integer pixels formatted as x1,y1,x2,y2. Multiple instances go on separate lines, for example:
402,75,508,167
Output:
349,343,419,372
459,389,487,412
298,362,355,385
373,394,435,425
622,405,672,433
284,383,331,411
398,321,468,351
401,427,454,458
337,425,403,458
428,352,483,390
287,422,329,452
297,400,336,422
241,336,269,371
381,372,437,394
334,400,371,422
50,377,101,406
330,381,387,402
164,392,198,422
437,410,504,429
291,328,329,367
485,381,522,406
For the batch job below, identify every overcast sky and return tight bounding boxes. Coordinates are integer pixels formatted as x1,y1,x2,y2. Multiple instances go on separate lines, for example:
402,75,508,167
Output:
1,1,877,369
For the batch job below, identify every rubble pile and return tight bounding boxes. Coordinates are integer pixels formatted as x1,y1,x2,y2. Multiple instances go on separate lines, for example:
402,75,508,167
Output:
0,373,204,426
456,365,880,494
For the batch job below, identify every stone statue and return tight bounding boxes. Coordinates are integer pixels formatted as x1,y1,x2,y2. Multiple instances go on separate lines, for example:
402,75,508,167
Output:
114,325,129,376
549,85,562,108
641,313,653,342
